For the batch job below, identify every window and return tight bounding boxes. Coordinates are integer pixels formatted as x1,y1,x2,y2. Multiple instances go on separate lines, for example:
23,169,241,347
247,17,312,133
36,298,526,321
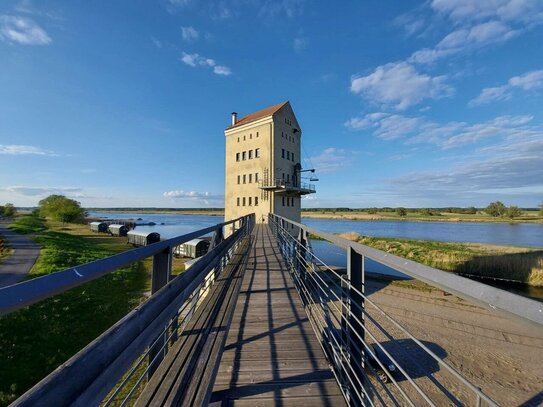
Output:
249,150,253,159
243,174,246,184
236,152,240,162
255,148,260,158
292,153,295,162
237,197,240,206
242,151,246,160
287,151,290,160
291,197,294,206
237,137,240,142
255,172,258,182
282,149,285,158
255,197,258,206
249,174,252,183
248,197,252,206
243,197,246,206
282,173,285,180
286,174,290,183
256,132,259,137
282,196,285,206
243,135,246,141
281,131,284,138
250,133,252,139
237,175,240,184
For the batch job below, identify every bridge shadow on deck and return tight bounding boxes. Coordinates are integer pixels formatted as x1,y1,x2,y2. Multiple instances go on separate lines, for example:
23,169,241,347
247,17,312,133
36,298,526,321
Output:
210,224,345,406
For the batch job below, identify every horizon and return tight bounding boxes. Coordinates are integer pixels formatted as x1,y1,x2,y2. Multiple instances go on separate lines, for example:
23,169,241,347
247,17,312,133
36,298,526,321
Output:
1,1,542,208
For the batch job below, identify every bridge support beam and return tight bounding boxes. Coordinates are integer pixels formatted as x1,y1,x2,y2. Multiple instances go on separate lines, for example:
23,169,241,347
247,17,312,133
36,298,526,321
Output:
149,247,173,378
343,247,365,407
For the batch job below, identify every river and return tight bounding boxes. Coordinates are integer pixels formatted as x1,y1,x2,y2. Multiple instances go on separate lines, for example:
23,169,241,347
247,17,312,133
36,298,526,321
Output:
89,212,543,300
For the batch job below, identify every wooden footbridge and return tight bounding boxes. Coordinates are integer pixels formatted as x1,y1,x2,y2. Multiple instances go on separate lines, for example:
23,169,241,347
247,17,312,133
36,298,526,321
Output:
1,214,542,406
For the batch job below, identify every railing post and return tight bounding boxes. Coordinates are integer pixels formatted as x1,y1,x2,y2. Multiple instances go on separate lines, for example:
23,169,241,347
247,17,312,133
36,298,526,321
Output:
343,247,365,406
149,246,172,378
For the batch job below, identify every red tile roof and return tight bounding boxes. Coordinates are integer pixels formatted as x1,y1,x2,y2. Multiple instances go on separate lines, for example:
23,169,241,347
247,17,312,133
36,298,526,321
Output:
227,101,289,129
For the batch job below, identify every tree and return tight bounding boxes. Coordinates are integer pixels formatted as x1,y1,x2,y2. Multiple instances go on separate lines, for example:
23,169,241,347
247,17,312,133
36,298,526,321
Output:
420,208,433,216
38,195,85,222
506,205,522,219
465,207,477,215
485,201,506,217
3,203,16,217
396,207,407,216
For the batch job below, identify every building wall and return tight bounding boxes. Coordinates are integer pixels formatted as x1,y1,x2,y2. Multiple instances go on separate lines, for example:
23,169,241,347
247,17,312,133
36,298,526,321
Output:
224,104,304,233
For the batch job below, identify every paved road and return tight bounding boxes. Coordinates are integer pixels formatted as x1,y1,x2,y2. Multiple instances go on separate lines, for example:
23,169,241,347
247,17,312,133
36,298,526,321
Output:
0,221,40,288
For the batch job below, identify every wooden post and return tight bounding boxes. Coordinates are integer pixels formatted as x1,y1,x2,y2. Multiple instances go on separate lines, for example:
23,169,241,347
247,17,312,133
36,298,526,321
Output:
149,247,172,378
343,247,364,407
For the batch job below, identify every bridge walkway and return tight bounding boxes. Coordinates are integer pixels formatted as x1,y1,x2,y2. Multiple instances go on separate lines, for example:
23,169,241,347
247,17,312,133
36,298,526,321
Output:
210,224,345,406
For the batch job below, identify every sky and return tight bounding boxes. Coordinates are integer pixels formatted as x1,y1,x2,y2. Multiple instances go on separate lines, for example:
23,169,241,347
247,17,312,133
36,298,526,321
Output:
1,0,542,209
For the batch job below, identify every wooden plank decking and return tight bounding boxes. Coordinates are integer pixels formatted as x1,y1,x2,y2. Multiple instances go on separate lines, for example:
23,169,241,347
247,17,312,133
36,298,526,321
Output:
210,224,345,406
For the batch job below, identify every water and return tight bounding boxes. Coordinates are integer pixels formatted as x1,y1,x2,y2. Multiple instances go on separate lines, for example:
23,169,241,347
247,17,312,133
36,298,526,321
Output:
89,211,543,300
88,211,224,239
302,218,543,248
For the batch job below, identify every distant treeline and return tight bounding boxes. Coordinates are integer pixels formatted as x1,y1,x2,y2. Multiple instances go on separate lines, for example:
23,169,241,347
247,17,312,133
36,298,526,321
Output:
86,207,225,212
302,207,539,213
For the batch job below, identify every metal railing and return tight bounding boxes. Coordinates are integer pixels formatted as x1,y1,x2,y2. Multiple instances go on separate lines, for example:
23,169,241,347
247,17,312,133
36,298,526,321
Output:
5,214,254,406
259,178,316,192
269,214,543,407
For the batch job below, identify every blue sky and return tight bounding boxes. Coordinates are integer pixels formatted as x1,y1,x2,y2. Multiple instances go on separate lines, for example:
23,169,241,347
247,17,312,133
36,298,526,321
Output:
1,0,542,208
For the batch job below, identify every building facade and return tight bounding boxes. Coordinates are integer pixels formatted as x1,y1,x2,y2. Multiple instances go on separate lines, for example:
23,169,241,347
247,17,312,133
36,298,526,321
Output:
224,101,315,227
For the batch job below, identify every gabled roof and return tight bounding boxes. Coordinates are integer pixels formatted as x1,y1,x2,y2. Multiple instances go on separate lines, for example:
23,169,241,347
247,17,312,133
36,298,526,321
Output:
227,101,289,130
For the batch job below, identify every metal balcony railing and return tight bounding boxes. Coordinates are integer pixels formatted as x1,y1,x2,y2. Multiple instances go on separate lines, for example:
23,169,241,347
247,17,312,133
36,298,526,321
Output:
259,178,316,194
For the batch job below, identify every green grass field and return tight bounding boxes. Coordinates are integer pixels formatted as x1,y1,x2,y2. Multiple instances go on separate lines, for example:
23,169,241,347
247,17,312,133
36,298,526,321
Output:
7,215,47,234
336,232,543,287
0,216,150,406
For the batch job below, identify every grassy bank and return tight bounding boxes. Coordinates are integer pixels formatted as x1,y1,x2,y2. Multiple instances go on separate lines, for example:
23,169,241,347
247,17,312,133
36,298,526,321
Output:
0,216,150,406
302,209,543,224
0,234,13,262
7,215,47,234
335,232,543,287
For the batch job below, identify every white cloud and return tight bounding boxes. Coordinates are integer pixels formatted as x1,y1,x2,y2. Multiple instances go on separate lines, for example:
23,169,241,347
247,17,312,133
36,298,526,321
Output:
430,0,543,24
180,52,232,76
0,15,51,45
345,112,535,149
6,186,82,197
163,190,223,205
350,62,454,110
0,144,57,156
213,65,232,76
181,25,199,42
151,37,162,48
469,70,543,106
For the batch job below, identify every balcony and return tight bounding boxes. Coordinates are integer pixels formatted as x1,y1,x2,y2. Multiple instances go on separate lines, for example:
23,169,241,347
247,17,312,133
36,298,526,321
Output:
259,179,316,195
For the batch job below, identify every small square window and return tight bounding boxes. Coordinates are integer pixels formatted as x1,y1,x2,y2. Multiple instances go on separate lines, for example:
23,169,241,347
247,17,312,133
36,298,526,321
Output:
243,174,246,184
249,197,252,206
237,175,240,184
255,197,259,206
243,197,246,206
249,150,254,159
237,197,240,206
242,151,246,160
255,172,258,182
255,148,260,158
249,174,252,183
236,152,240,162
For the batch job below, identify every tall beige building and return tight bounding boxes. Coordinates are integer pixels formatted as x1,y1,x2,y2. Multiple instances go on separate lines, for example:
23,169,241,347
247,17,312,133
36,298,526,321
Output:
224,101,315,227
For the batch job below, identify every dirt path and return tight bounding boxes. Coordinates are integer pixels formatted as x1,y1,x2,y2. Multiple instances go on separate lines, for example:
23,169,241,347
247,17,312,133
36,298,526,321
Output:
365,279,543,406
0,221,40,288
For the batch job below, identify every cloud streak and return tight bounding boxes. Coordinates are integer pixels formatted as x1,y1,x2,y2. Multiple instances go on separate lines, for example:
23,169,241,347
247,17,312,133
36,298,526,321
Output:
469,70,543,106
180,52,232,76
0,15,51,45
0,144,58,156
350,62,454,110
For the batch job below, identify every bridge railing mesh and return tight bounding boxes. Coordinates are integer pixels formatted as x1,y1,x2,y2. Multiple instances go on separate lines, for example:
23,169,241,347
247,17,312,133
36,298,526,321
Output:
268,214,523,407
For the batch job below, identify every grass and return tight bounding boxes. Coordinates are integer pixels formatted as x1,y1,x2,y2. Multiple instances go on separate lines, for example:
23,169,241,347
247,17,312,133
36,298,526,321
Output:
333,232,543,287
0,218,150,406
0,234,13,262
8,215,47,234
302,209,543,224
